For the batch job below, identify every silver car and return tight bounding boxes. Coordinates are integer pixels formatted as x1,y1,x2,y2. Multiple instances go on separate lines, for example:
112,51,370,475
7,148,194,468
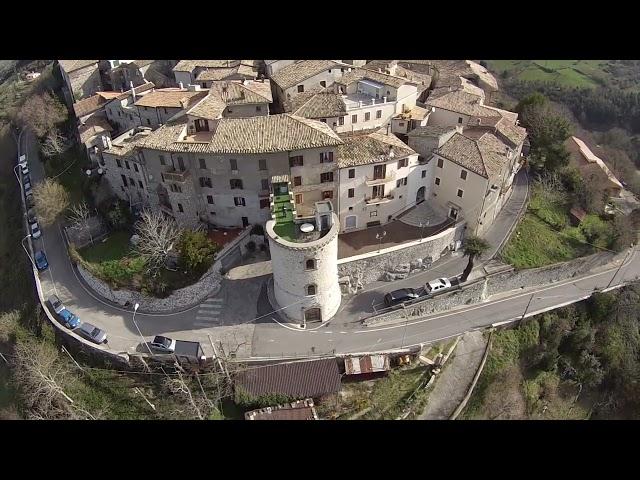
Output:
30,221,41,239
77,322,107,344
48,294,65,315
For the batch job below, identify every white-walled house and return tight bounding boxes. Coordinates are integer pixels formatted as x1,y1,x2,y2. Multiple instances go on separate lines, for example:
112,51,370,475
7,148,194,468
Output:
270,60,349,111
336,130,422,232
104,82,155,134
133,87,207,129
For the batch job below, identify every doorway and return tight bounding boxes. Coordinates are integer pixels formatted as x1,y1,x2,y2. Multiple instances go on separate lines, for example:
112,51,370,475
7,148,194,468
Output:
304,308,321,322
242,216,249,228
416,186,425,204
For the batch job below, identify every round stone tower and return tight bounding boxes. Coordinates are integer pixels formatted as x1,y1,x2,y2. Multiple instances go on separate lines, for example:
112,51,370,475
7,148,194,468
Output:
266,212,341,326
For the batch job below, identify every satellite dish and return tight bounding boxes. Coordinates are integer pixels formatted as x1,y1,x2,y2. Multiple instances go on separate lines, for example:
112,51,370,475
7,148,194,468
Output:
85,169,92,176
97,168,104,175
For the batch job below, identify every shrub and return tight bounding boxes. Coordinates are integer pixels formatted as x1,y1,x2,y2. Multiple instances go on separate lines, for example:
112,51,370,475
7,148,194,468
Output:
245,241,256,252
234,388,295,410
178,230,219,273
250,224,264,236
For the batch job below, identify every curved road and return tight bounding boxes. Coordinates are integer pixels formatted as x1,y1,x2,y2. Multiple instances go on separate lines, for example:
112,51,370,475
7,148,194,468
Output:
26,135,632,363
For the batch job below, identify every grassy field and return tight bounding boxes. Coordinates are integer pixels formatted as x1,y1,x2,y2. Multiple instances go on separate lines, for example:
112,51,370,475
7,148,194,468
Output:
43,144,89,206
501,185,592,268
79,231,132,263
485,60,610,89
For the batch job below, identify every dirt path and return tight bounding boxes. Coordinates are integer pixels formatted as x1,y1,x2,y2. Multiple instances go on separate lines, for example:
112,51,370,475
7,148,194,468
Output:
419,331,488,420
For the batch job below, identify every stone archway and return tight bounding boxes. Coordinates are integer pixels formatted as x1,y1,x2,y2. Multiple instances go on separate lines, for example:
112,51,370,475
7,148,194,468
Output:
416,186,426,204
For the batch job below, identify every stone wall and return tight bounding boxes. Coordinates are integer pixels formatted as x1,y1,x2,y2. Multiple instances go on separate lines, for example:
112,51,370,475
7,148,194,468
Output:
362,250,620,327
72,227,257,313
337,223,465,289
364,278,486,326
485,251,616,297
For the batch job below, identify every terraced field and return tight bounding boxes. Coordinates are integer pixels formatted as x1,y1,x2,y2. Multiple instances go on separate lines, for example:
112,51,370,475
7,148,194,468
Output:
486,60,611,88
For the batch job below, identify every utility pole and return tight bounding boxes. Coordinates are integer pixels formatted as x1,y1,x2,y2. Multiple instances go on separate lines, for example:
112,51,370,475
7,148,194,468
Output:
605,246,633,290
519,293,535,327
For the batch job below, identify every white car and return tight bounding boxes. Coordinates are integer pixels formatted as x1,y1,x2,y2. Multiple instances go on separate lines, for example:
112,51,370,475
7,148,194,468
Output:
21,164,29,175
426,277,452,294
30,221,41,239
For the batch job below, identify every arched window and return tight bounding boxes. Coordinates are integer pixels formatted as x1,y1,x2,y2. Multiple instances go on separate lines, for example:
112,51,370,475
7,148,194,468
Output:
306,284,317,296
305,259,316,270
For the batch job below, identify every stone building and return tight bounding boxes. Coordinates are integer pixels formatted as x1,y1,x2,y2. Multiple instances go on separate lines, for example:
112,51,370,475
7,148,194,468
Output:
58,60,103,105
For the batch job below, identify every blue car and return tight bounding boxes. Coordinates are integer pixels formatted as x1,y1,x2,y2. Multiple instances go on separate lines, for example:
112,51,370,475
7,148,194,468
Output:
58,309,80,329
34,251,48,271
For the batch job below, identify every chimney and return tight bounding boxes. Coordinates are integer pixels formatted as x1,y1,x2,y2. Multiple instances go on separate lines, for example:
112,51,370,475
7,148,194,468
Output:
130,81,136,102
179,82,184,90
378,68,382,73
388,145,395,158
477,118,481,125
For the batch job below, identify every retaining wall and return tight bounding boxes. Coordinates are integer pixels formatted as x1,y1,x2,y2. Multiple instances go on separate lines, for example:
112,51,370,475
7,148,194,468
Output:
337,223,466,288
363,251,620,327
72,226,256,313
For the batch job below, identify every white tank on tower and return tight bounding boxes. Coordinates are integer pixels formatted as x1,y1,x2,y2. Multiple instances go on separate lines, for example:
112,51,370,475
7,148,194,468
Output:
266,200,341,326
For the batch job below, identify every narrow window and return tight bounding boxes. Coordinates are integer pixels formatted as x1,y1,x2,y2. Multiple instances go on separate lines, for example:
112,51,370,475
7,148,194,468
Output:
457,189,464,198
305,259,316,270
339,116,345,126
365,112,370,121
422,170,427,178
295,194,303,204
437,158,444,168
207,195,214,204
133,163,139,172
320,172,333,183
297,85,304,93
234,197,246,206
199,158,207,169
120,174,127,186
178,203,184,212
435,177,441,185
376,110,382,119
138,180,143,189
230,158,238,171
116,159,122,168
230,179,243,189
261,178,269,191
159,155,166,166
352,114,358,124
256,105,262,112
306,284,317,295
460,170,467,180
348,188,354,198
294,176,302,186
458,117,463,124
125,160,130,170
348,168,355,178
259,159,267,171
322,190,333,199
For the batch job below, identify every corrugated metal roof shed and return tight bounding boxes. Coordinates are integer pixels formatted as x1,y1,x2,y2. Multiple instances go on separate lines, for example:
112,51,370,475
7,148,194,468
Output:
245,399,319,420
344,354,390,375
235,358,341,399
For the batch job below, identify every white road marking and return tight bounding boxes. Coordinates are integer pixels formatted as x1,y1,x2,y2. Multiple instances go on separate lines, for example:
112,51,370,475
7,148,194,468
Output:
198,304,222,310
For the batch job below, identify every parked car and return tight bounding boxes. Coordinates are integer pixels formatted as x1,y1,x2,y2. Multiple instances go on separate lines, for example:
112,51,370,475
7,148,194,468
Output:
48,294,65,315
58,308,81,329
21,164,29,175
77,322,107,344
150,335,177,353
25,195,35,208
27,208,37,224
425,278,452,295
384,288,420,307
30,221,41,239
34,250,48,271
22,174,31,185
23,181,32,194
18,155,27,168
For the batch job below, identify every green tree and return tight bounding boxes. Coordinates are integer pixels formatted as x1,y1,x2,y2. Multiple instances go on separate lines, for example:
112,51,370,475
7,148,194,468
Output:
460,235,490,282
178,230,219,272
516,93,572,172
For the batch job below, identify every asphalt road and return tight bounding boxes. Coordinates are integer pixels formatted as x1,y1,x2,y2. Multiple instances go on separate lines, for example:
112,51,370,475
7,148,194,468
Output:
23,140,637,362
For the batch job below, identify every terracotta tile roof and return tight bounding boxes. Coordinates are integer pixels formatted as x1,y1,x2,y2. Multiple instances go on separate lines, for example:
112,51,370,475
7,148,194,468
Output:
245,399,318,420
337,130,416,168
142,113,343,154
427,89,499,119
173,60,239,72
78,116,113,144
337,67,414,88
73,94,107,118
59,60,98,73
235,358,341,399
118,81,155,100
195,67,238,81
292,91,346,119
408,125,457,137
186,81,272,120
494,118,527,147
270,60,342,90
96,91,123,101
134,89,206,109
438,131,510,179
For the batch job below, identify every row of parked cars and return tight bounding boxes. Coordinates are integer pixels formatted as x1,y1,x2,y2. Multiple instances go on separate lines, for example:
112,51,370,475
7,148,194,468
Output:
47,294,108,344
18,155,42,240
383,277,454,308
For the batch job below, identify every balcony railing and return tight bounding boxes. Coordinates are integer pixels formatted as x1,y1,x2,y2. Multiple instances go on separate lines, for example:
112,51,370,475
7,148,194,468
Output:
365,170,396,186
365,194,395,205
164,168,189,183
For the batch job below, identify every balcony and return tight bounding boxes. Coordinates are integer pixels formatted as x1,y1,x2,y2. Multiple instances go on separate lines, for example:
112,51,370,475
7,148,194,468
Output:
164,168,190,183
343,93,389,111
365,170,396,186
365,194,395,205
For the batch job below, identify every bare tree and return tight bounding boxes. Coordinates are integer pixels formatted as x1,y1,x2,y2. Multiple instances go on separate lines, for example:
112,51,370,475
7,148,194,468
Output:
484,365,526,420
135,209,181,275
162,368,206,420
18,90,68,138
11,338,76,419
33,178,70,227
40,128,68,158
67,201,93,245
